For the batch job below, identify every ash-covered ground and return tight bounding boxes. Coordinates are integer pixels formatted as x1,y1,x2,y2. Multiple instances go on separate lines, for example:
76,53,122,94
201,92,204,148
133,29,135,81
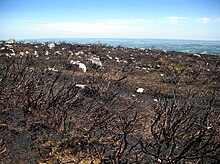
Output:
0,40,220,163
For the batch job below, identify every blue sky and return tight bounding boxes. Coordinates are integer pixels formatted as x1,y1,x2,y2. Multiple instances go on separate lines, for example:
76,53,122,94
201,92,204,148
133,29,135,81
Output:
0,0,220,40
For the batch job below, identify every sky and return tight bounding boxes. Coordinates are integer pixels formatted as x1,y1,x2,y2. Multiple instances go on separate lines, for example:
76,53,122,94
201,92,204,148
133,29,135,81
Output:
0,0,220,40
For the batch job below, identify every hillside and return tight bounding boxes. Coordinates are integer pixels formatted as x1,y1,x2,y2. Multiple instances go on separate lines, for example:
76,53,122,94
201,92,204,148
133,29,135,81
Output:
0,40,220,163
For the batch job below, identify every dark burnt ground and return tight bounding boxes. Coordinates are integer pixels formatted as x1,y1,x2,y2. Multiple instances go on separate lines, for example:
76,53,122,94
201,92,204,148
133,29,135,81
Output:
0,41,220,163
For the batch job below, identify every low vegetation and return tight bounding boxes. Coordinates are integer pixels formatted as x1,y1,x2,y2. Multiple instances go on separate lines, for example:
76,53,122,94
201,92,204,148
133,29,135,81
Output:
0,41,220,163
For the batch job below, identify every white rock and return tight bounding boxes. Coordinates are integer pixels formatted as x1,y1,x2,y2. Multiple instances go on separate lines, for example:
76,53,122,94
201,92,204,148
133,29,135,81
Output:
19,52,24,56
55,51,61,55
136,88,144,93
5,44,13,48
70,60,80,65
90,57,103,67
78,63,87,72
34,51,39,57
48,43,55,49
76,84,86,89
156,65,161,68
193,54,201,58
75,51,84,55
70,60,87,72
1,47,5,50
157,159,162,163
69,51,73,56
207,126,212,130
5,53,11,57
47,67,58,72
45,51,49,56
153,99,158,102
115,57,120,63
107,54,112,59
10,49,15,53
122,60,128,63
11,53,16,56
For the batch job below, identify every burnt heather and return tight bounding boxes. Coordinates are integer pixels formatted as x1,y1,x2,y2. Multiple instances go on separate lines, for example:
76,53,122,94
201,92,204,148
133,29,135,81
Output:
0,41,220,163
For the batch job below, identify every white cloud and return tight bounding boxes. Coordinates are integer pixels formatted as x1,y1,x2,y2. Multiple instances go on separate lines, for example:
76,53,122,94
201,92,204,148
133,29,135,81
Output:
28,18,152,38
216,18,220,22
105,18,151,24
35,21,132,34
196,18,211,24
2,17,220,39
163,17,188,25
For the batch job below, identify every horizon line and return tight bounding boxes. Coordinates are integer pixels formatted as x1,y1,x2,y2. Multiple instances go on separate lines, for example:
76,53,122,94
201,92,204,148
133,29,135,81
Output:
2,37,220,42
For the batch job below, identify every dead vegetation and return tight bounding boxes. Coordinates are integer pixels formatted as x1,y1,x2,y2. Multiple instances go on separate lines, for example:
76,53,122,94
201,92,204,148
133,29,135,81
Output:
0,41,220,163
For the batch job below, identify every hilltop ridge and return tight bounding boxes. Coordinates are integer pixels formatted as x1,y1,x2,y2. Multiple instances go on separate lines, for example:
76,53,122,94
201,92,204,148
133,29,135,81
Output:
0,41,220,163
